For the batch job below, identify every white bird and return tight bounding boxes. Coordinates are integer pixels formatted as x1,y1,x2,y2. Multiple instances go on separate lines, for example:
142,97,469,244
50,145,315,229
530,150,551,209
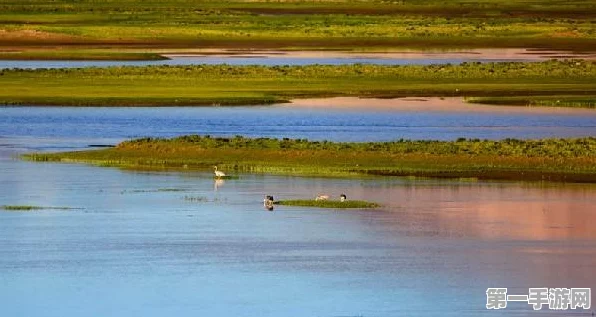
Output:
214,166,226,178
315,194,329,201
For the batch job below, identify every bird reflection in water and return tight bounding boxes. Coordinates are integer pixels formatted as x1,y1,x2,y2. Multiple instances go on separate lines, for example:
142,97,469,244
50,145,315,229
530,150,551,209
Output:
214,178,225,191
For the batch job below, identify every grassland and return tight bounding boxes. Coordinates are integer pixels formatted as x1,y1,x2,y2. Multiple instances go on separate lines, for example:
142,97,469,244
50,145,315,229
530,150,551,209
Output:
0,60,595,107
276,200,380,209
23,135,596,183
1,0,596,56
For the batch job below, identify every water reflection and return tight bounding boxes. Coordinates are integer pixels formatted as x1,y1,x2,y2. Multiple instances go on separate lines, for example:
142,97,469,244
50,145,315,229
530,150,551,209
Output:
214,178,225,191
1,158,595,316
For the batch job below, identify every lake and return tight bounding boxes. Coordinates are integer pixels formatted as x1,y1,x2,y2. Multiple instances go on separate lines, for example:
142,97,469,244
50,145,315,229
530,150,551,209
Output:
1,102,595,316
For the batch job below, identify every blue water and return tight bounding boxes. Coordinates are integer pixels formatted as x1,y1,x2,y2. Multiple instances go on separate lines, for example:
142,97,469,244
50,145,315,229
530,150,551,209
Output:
1,104,595,150
1,103,595,317
1,158,595,317
0,56,525,69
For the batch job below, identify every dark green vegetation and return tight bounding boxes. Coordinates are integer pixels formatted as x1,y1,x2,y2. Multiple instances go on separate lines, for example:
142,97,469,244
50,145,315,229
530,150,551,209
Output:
1,0,596,54
24,135,596,183
0,50,167,61
1,61,595,106
2,205,43,211
1,205,75,211
276,200,380,209
121,188,189,194
466,96,596,108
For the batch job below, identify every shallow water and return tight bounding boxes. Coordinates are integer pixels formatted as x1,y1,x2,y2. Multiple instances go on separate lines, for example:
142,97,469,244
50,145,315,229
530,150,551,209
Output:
1,155,595,317
0,56,528,69
1,104,595,316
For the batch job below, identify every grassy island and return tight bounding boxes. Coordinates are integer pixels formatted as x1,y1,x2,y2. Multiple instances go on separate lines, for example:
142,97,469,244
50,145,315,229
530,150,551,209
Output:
1,61,595,107
1,205,44,211
23,135,596,183
1,205,75,211
276,200,380,209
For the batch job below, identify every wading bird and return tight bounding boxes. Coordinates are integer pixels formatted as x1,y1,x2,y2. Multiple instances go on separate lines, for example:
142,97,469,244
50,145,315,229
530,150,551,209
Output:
214,166,226,178
315,194,329,201
263,195,274,211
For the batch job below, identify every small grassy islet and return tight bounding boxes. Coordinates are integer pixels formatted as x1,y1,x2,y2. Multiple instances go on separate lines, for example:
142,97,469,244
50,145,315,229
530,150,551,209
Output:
1,205,76,211
275,200,380,209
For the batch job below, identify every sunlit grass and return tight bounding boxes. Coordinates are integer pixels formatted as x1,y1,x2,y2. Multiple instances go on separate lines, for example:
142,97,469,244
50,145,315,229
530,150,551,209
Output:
23,135,596,183
1,0,596,51
1,61,595,107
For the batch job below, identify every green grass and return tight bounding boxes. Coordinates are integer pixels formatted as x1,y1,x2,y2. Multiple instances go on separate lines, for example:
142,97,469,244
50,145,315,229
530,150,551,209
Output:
1,0,596,54
23,135,596,183
1,61,595,107
276,200,380,209
1,205,76,211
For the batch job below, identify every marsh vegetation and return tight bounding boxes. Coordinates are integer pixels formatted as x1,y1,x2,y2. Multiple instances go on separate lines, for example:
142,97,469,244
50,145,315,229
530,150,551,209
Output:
1,61,595,107
24,135,596,183
1,205,76,211
276,200,380,209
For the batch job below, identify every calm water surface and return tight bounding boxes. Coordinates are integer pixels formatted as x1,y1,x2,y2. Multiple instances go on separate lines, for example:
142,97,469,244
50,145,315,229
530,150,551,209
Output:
0,56,527,69
1,104,595,146
0,104,595,316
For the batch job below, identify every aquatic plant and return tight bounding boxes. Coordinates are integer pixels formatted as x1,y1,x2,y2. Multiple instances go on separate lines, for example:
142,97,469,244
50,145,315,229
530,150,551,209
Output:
1,205,44,211
1,205,77,211
275,200,380,209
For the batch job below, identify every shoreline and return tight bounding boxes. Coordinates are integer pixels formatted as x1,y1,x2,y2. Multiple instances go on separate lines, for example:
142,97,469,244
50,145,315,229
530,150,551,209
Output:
160,48,596,61
288,97,596,113
1,48,595,62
